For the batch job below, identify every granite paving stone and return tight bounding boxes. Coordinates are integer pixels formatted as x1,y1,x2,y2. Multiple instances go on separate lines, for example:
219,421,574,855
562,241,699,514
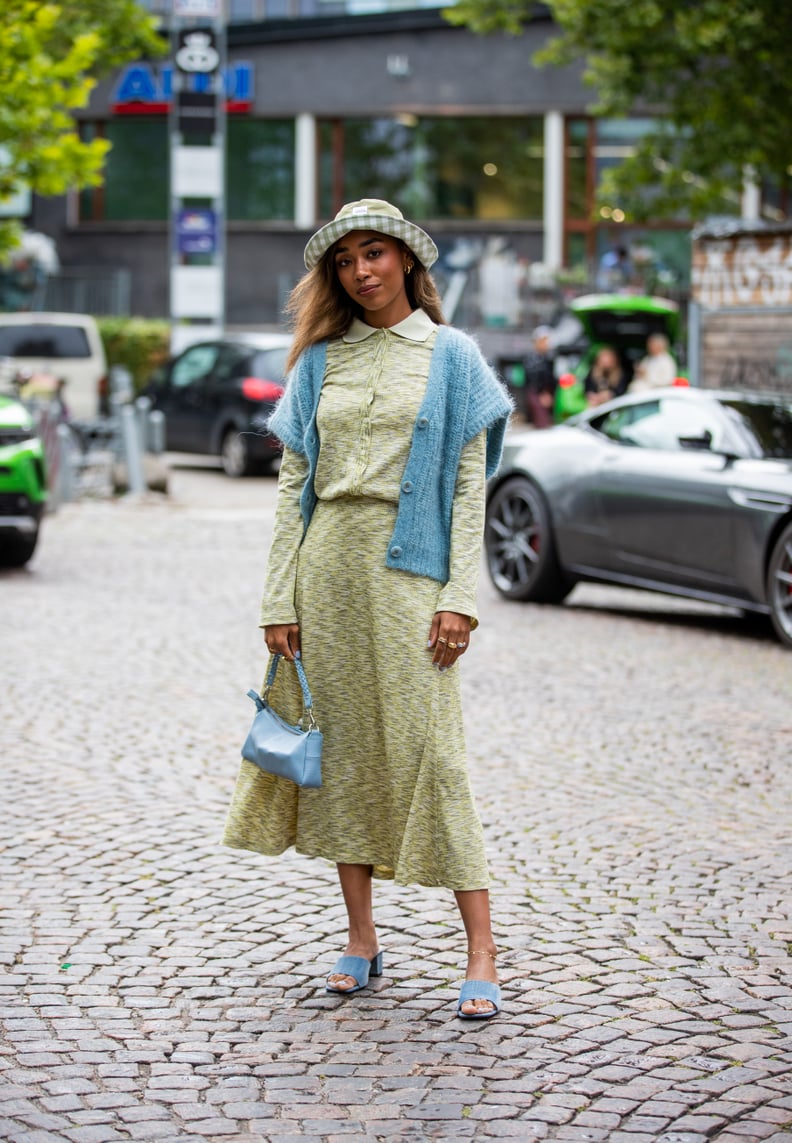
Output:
2,462,791,1141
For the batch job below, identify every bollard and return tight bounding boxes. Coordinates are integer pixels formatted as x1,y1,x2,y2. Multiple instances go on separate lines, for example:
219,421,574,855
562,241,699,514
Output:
109,364,133,406
135,395,152,449
148,409,166,455
120,404,146,495
55,423,76,503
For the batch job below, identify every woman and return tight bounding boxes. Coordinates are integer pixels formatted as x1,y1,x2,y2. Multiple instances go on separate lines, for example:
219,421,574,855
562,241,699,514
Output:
584,344,628,406
223,199,512,1020
629,332,677,392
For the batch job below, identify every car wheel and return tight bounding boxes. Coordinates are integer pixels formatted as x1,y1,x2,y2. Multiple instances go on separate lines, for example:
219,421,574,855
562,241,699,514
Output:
485,476,574,603
0,527,39,568
220,429,251,478
767,519,792,648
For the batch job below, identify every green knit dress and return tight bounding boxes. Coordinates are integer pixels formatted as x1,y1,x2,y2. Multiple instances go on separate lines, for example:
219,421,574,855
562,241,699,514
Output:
222,310,490,889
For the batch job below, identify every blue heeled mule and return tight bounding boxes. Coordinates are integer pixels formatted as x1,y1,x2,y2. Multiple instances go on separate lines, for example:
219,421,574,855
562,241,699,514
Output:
325,950,383,994
456,979,501,1019
457,950,501,1019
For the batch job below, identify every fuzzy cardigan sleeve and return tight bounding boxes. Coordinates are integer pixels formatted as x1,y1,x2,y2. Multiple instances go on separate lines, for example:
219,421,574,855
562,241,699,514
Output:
267,341,328,531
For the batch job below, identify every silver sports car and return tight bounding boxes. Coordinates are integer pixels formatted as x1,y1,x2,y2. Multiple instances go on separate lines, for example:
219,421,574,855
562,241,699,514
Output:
485,387,792,647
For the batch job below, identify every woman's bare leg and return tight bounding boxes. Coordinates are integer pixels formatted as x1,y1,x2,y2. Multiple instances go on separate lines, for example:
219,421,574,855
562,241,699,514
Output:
455,888,499,1015
327,862,380,991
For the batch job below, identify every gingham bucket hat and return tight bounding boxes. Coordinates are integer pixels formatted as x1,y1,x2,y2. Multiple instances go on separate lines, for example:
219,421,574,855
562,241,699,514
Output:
303,199,439,270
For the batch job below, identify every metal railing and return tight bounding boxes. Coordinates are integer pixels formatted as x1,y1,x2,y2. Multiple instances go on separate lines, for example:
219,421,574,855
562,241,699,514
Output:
37,268,132,317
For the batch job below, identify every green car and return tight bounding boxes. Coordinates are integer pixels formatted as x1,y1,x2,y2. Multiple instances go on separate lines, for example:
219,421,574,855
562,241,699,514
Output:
553,293,683,422
0,393,47,566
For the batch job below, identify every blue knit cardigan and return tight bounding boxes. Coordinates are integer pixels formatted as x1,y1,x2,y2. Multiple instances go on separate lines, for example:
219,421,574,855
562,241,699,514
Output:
268,324,513,585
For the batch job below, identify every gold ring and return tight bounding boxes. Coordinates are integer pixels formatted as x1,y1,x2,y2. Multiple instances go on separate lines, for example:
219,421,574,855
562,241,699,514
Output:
437,637,447,644
448,642,458,649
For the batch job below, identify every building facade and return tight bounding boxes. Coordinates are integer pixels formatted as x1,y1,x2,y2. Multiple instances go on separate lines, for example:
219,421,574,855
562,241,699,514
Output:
31,3,692,332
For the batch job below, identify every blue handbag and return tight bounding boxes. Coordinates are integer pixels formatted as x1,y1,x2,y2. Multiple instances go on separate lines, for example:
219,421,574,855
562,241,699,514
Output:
241,653,323,788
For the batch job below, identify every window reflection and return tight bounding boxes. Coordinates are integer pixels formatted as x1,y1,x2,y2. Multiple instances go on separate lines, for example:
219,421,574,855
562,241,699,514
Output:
723,400,792,459
319,116,544,221
79,118,294,222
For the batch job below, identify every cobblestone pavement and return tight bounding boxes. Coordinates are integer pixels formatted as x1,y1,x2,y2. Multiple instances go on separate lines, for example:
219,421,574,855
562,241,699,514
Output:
2,457,791,1143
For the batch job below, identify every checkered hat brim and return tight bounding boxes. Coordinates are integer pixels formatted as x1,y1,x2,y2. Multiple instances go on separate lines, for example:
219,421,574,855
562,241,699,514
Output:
304,212,438,270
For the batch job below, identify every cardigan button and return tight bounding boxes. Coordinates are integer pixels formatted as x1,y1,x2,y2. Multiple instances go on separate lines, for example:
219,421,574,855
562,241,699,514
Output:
417,416,429,428
401,480,413,493
390,545,402,558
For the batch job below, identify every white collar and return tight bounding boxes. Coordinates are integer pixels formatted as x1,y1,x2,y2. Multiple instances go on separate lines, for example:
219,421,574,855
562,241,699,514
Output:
343,309,437,344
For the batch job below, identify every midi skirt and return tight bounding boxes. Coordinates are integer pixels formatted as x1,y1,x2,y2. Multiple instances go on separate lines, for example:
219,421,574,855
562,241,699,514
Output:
222,495,490,890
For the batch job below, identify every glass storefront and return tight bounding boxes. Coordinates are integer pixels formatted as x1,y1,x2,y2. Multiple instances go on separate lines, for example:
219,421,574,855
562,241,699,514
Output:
564,117,691,288
103,119,169,221
226,118,294,219
77,109,691,285
79,117,294,222
318,116,544,221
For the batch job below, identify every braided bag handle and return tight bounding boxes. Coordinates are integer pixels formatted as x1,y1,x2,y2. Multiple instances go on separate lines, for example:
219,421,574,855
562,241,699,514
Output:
260,652,316,726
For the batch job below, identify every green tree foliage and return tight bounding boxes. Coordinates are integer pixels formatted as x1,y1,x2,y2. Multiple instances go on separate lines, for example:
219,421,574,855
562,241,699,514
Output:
445,0,792,220
0,1,165,253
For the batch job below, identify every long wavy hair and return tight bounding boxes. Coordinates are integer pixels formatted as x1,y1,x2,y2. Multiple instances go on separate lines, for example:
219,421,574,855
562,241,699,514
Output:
284,237,447,372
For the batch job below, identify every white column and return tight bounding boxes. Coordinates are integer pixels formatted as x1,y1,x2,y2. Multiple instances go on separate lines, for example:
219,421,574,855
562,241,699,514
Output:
295,112,317,229
741,165,761,221
543,110,564,270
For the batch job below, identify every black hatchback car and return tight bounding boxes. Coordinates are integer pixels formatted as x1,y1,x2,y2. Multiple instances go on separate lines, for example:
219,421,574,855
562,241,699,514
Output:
146,333,292,476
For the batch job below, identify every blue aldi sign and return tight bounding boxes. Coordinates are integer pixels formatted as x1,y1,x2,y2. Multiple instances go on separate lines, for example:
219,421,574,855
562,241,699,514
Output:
177,208,217,256
113,61,254,114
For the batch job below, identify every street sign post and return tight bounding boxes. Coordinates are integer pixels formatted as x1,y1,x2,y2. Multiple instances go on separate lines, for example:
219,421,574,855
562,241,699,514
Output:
169,0,225,351
176,208,217,256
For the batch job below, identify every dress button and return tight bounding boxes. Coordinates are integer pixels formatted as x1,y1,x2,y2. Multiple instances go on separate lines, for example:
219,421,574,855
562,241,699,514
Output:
401,480,413,493
390,545,402,558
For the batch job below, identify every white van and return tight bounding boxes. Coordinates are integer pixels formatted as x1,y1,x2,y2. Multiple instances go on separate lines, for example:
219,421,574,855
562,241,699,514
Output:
0,312,107,420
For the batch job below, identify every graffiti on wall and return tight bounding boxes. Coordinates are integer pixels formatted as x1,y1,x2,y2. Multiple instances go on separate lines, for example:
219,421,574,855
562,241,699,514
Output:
720,347,792,390
692,235,792,309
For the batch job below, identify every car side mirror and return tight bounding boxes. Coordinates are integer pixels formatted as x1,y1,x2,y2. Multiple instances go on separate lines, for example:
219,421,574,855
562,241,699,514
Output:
678,429,713,451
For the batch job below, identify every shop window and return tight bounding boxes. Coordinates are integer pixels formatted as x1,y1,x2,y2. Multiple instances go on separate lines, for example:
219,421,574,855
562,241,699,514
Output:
594,118,657,185
595,228,691,290
565,118,589,221
563,116,691,286
79,117,294,223
565,232,588,271
227,119,295,220
79,118,169,221
760,173,789,223
319,115,543,221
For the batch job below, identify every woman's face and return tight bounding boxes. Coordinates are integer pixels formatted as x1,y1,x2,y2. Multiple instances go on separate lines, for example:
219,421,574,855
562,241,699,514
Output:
333,230,413,327
597,348,619,374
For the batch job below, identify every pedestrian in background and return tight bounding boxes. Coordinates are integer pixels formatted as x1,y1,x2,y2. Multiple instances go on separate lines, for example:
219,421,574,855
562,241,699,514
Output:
596,244,633,291
629,332,677,392
223,199,513,1019
585,345,629,406
523,325,557,428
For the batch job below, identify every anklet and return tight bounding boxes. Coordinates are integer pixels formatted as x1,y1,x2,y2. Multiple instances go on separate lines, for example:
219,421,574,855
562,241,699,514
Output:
468,949,497,959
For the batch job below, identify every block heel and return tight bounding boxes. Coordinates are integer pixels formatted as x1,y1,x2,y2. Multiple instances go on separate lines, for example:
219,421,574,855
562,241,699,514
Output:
326,951,384,994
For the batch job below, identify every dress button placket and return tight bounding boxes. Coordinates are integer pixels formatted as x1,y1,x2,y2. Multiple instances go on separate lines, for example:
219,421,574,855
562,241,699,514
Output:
354,331,386,493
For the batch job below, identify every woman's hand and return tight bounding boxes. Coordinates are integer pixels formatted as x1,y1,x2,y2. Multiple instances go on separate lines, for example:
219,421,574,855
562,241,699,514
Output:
264,623,301,661
427,611,471,670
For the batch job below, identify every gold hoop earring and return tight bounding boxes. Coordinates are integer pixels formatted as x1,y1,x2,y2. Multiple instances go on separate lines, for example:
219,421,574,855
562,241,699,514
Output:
404,261,414,275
